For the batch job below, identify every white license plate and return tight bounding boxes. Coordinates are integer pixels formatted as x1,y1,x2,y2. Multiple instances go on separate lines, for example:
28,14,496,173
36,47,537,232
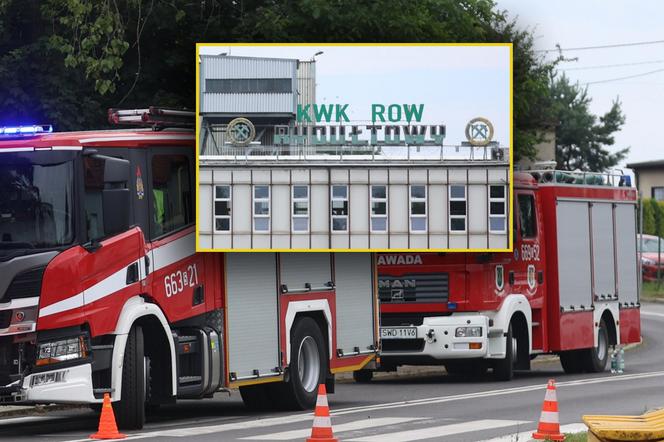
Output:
380,327,417,339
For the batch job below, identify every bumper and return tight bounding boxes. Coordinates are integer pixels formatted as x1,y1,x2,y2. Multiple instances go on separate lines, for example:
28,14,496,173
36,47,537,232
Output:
0,363,98,405
380,314,489,360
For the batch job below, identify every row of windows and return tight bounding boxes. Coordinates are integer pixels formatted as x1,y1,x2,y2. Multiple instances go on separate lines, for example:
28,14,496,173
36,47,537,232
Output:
205,78,292,94
213,184,507,234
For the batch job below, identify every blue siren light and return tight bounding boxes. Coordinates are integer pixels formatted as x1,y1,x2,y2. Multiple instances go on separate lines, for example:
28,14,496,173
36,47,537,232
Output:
0,125,53,137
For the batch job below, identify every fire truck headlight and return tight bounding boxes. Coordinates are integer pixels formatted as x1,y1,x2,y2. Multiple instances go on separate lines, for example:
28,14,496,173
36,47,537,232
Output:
455,326,482,338
36,336,87,366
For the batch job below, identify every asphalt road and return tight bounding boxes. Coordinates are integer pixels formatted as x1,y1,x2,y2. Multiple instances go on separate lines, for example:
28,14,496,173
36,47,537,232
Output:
2,303,663,442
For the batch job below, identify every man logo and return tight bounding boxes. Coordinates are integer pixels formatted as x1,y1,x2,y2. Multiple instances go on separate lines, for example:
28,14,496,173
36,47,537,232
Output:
391,289,405,301
227,117,256,146
465,117,494,146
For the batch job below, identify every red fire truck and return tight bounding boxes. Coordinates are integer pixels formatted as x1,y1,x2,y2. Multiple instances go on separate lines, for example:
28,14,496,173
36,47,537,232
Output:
0,108,379,429
363,170,640,382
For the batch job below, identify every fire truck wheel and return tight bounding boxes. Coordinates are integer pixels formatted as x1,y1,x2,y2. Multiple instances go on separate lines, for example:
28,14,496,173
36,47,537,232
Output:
278,317,327,410
559,350,584,374
239,384,273,411
584,318,610,373
113,325,146,430
353,369,374,383
493,323,515,381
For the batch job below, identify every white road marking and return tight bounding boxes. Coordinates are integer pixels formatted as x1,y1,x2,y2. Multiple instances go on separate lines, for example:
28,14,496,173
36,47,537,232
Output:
641,310,664,318
347,419,530,442
478,422,587,442
59,370,664,442
240,417,422,440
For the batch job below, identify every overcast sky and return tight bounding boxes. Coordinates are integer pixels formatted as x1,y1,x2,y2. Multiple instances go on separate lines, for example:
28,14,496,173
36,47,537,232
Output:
199,45,511,146
497,0,663,167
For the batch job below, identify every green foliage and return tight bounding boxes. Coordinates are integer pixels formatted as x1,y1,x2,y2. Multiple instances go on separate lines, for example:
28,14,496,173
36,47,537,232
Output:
0,0,555,155
551,74,629,172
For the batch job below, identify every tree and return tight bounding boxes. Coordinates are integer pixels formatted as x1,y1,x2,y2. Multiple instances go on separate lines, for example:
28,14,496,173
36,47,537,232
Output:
551,74,628,171
0,0,554,161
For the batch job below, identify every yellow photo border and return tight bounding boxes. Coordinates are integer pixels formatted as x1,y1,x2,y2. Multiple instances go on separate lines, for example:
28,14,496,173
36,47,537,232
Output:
195,42,513,253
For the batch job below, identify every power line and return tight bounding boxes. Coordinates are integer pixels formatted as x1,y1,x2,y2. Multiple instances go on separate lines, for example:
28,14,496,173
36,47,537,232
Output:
561,59,664,71
536,39,664,53
582,67,664,85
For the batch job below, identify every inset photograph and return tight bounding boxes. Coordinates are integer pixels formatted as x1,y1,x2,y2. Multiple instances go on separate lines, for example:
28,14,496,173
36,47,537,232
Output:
196,44,511,251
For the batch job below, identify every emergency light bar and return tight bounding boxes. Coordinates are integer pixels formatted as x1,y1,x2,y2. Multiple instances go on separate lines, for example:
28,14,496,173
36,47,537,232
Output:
108,107,194,129
0,125,53,137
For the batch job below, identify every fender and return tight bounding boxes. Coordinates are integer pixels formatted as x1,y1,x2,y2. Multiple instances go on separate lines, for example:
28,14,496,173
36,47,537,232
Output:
110,296,177,400
284,299,333,364
593,301,620,347
482,294,532,359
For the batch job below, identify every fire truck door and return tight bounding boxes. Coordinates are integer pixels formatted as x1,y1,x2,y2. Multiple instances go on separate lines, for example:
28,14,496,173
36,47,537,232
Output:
225,253,280,381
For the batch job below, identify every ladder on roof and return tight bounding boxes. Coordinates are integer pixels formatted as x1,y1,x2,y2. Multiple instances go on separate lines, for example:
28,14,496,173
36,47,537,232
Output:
108,107,194,129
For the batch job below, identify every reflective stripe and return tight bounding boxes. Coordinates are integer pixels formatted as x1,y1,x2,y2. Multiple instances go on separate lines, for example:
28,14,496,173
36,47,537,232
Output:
539,410,560,423
544,388,557,402
316,394,329,408
79,135,194,143
312,416,332,428
152,232,196,271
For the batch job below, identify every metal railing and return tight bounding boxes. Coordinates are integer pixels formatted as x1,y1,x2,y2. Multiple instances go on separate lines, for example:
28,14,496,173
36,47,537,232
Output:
525,168,631,187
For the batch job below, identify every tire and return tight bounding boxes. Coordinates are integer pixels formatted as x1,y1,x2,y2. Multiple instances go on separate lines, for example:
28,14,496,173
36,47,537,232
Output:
276,317,327,410
583,318,610,373
559,350,585,374
353,369,374,383
114,325,146,430
240,384,273,411
493,323,514,381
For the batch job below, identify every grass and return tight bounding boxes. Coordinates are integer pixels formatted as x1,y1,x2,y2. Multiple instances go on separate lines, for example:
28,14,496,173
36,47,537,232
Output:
641,281,664,301
563,432,587,442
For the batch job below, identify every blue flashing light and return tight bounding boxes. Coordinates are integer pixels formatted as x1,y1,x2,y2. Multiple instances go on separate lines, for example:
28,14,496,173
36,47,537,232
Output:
0,125,53,137
447,302,458,310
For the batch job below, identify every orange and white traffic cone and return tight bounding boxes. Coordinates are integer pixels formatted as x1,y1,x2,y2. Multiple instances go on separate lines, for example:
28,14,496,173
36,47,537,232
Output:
90,393,126,440
306,384,338,442
532,379,565,441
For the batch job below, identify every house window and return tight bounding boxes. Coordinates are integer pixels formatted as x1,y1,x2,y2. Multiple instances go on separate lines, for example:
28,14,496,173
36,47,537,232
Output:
331,185,348,232
489,185,506,233
214,185,231,232
653,187,664,201
253,185,270,232
292,185,309,233
409,185,427,232
449,185,466,232
371,185,388,232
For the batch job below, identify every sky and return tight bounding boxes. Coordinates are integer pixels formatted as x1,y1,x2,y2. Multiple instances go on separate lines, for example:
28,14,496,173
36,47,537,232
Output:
199,45,511,147
496,0,664,167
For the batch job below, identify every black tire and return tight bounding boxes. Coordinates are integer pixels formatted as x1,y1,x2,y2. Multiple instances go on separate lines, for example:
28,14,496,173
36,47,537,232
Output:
493,324,514,381
114,325,146,430
559,350,585,374
583,318,610,373
353,369,374,383
275,317,327,410
240,384,273,411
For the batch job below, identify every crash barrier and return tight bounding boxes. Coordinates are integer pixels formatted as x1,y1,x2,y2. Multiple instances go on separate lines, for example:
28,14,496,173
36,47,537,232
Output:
532,379,565,441
307,384,338,442
583,408,664,442
90,393,126,440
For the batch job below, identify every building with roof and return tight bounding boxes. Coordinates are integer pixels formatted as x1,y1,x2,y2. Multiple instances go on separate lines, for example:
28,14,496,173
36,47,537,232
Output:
626,159,664,200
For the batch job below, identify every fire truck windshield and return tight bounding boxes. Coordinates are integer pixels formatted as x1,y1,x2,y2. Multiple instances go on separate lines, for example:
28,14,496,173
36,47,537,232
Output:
0,152,75,257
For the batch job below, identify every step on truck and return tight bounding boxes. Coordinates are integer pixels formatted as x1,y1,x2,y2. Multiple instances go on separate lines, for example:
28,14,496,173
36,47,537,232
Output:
0,108,379,429
359,170,640,382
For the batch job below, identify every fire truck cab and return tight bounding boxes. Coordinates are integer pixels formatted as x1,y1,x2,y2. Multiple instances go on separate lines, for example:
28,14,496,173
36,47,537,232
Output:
0,110,379,429
368,170,640,381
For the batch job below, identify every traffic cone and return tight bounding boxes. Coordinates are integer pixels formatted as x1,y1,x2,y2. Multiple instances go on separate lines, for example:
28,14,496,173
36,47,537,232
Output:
306,384,338,442
532,379,565,441
90,393,126,439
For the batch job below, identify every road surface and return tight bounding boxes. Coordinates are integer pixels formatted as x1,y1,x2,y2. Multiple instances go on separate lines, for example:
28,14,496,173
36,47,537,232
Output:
1,303,663,442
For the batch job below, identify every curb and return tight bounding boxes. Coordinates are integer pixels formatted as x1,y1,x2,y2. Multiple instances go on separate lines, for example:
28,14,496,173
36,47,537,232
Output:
0,403,86,419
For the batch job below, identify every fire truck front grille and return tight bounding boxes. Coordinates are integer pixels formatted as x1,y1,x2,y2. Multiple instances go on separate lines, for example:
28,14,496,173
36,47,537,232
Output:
0,311,10,329
381,339,425,352
1,266,45,302
378,273,449,304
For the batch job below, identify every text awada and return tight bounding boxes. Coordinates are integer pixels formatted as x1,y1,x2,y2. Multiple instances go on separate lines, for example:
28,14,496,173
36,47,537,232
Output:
377,255,423,266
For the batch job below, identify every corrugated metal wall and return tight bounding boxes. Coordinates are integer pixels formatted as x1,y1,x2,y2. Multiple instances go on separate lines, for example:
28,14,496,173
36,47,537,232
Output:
201,55,297,114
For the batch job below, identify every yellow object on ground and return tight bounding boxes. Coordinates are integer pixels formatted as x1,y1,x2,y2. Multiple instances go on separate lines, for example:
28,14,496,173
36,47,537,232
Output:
583,408,664,441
